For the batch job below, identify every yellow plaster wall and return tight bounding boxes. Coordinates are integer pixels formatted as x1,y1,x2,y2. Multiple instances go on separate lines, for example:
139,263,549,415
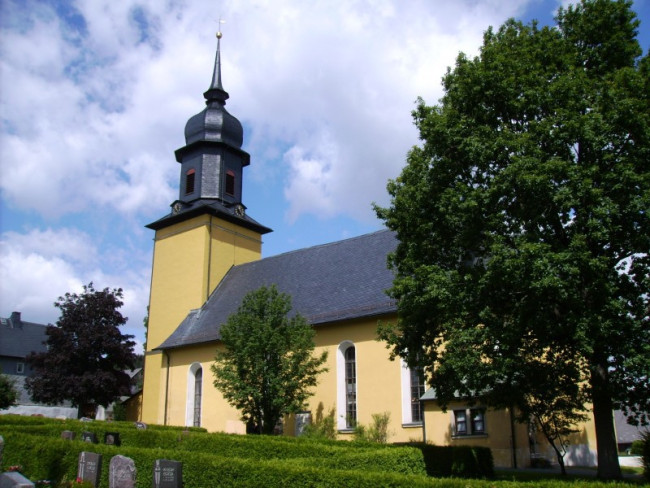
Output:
141,214,262,424
163,344,246,433
530,406,598,467
306,317,423,443
423,402,530,468
150,314,423,442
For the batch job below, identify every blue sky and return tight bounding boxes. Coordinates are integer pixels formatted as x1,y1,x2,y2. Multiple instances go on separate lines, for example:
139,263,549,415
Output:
1,0,648,352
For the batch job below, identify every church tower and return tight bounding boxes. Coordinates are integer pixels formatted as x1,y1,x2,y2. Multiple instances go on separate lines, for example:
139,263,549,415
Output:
141,32,271,424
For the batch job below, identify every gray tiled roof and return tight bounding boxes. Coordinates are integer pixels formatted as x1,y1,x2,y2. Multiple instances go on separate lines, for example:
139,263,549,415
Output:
0,319,48,359
156,229,398,350
146,198,272,235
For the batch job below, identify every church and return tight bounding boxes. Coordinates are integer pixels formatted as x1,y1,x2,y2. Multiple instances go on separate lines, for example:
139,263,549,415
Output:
140,32,598,469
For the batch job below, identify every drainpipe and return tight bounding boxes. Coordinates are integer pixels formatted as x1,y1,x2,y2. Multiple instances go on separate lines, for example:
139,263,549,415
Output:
421,399,427,444
509,405,518,468
164,350,170,426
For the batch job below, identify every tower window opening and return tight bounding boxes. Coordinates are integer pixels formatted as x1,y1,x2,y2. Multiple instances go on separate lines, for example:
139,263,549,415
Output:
186,169,196,194
225,170,235,196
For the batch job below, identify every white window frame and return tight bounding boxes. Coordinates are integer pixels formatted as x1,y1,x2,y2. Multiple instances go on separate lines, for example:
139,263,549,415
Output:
400,359,424,425
185,362,203,427
452,407,486,437
16,362,25,374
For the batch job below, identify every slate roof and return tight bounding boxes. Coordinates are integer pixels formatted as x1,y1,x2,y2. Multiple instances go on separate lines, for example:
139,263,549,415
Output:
614,410,648,444
156,229,398,350
0,316,48,359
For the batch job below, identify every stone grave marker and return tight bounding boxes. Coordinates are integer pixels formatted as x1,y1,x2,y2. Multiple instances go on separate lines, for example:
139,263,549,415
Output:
152,459,183,488
295,411,312,436
0,434,4,465
105,432,121,446
61,430,76,441
81,431,98,444
0,471,35,487
109,455,136,488
135,421,147,430
78,451,102,488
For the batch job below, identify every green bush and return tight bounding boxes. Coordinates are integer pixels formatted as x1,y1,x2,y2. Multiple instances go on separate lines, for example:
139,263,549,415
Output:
0,416,498,480
353,412,392,443
396,442,494,479
1,432,431,488
629,439,643,456
641,430,650,482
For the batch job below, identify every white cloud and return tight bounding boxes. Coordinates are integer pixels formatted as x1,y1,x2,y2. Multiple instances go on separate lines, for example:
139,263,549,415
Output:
0,227,150,348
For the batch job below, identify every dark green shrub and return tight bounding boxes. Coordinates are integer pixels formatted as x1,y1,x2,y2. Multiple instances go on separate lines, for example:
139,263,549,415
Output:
2,432,432,487
641,430,650,482
629,438,643,456
353,412,391,443
396,442,494,479
301,407,337,440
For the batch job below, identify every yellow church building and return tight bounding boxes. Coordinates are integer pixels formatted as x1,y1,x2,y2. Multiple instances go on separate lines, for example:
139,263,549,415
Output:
140,33,598,469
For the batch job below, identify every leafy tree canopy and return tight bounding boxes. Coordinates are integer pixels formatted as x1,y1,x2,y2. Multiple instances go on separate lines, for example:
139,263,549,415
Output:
25,283,136,417
212,285,328,435
376,0,648,479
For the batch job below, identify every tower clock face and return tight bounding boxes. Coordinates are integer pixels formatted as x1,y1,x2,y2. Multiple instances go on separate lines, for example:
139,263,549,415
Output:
172,202,182,214
234,204,245,217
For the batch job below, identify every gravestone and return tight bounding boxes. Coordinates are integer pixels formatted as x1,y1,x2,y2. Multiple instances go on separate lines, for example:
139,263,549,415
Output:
78,451,102,488
0,471,35,488
152,459,182,488
135,421,147,430
0,435,4,465
82,431,98,444
295,411,312,437
61,430,76,441
105,432,121,446
80,417,94,422
109,455,136,488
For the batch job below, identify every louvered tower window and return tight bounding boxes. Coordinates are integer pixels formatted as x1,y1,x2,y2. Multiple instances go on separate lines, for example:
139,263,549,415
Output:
186,169,196,194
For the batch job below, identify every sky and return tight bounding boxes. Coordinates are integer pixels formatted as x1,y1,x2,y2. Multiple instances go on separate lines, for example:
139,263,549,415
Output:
1,0,649,353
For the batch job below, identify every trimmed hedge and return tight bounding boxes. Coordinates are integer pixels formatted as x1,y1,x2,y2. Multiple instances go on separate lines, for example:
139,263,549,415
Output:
0,416,486,481
396,443,494,478
2,432,448,487
0,417,426,476
1,432,640,488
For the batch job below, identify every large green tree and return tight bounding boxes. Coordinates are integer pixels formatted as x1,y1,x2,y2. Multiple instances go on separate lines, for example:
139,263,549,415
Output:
25,283,136,417
212,285,328,435
376,0,649,479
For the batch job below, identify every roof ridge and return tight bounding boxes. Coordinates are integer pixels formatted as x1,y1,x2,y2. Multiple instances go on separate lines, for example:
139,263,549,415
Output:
259,227,391,262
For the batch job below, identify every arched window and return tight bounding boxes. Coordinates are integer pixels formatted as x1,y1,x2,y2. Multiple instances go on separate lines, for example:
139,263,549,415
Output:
337,341,357,429
193,368,203,427
225,170,235,196
185,169,196,194
186,362,203,427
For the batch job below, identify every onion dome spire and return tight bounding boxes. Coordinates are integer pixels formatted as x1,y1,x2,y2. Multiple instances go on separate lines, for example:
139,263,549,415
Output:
183,29,244,149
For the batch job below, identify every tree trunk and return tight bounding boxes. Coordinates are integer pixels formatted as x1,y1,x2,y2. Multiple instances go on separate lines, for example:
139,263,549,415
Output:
590,362,621,480
551,442,567,476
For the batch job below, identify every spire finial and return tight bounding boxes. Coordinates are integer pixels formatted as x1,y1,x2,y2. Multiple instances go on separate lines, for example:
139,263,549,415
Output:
206,18,228,103
217,17,225,39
